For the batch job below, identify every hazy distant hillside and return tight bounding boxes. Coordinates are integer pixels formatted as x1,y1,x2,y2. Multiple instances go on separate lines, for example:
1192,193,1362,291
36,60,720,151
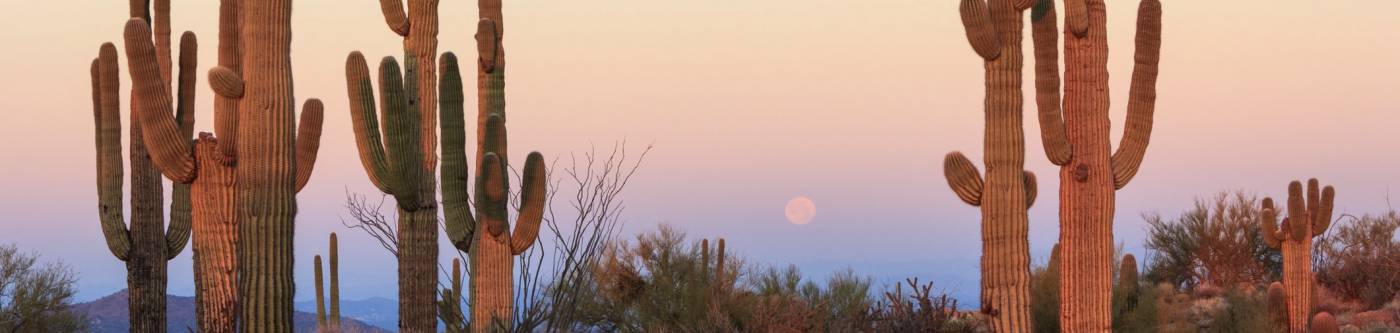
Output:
295,296,398,331
73,289,391,333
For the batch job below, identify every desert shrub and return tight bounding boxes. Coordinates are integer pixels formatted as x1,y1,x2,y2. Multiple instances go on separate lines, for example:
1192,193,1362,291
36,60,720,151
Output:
1029,246,1060,333
0,244,88,332
1314,212,1400,309
1143,192,1281,289
1204,287,1281,333
866,278,983,333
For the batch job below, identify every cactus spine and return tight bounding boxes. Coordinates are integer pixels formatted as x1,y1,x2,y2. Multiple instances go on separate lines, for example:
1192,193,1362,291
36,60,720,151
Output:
1260,179,1335,333
439,2,549,328
345,0,441,329
945,1,1042,331
315,233,342,332
1028,0,1162,330
90,1,193,329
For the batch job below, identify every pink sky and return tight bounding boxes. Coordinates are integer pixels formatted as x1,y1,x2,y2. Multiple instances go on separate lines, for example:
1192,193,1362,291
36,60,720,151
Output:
2,1,1399,302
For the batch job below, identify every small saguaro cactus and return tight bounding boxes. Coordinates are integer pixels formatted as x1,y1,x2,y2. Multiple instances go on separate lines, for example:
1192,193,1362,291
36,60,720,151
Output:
1111,254,1140,331
439,258,467,333
700,238,729,290
351,0,442,329
945,0,1044,331
315,233,342,333
1260,179,1335,333
1027,0,1163,330
89,1,192,330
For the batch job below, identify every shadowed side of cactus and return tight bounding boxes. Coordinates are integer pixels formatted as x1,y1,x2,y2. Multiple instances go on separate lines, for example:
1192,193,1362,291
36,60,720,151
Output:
1260,179,1334,333
942,1,1042,331
90,2,194,329
1028,0,1163,330
346,1,442,329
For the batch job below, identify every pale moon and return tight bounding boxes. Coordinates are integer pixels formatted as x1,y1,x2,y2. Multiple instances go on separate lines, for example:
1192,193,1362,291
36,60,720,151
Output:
785,196,816,225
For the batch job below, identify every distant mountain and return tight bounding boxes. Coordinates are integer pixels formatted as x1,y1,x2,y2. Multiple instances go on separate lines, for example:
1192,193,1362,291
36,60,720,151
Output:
73,289,391,333
295,296,398,331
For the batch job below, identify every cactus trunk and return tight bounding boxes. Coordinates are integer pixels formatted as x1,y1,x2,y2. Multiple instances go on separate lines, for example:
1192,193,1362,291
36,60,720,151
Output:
1028,1,1162,331
944,1,1037,331
237,0,299,330
192,137,238,333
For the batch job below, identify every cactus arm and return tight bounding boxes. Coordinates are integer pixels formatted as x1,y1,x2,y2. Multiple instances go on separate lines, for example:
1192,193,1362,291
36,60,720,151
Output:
380,57,424,209
1313,185,1335,236
439,52,478,252
124,20,196,183
1286,181,1309,241
1064,0,1089,37
479,152,509,237
475,19,507,165
209,67,245,98
1013,0,1036,11
153,0,171,87
1261,198,1282,248
329,233,340,329
1031,0,1073,166
176,32,197,140
345,52,395,194
475,20,499,74
295,99,324,193
943,152,984,206
165,183,192,260
95,47,131,261
1306,179,1320,224
213,0,241,160
314,254,326,329
1109,0,1162,190
959,0,1002,61
129,0,149,23
1024,171,1038,209
510,152,547,255
378,0,410,37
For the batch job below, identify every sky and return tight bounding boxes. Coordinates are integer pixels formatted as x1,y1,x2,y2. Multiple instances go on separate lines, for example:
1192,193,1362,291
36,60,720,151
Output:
2,1,1399,304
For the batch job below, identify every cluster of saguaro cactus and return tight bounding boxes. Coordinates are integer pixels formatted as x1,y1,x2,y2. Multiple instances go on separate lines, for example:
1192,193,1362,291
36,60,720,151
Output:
346,0,442,329
125,0,324,330
1027,0,1162,330
700,238,729,290
945,0,1045,331
1260,179,1335,332
315,233,342,332
89,1,192,330
346,1,547,329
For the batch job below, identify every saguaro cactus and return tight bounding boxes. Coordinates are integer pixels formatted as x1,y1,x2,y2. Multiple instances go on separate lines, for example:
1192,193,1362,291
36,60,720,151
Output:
439,258,466,333
1260,179,1335,333
1311,312,1339,333
90,1,192,329
439,2,549,329
1268,282,1288,331
230,0,321,329
944,0,1042,331
346,0,441,329
315,233,342,333
1027,0,1162,331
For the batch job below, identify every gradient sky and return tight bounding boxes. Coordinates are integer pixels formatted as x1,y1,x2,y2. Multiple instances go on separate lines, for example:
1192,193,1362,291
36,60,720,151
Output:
3,1,1400,304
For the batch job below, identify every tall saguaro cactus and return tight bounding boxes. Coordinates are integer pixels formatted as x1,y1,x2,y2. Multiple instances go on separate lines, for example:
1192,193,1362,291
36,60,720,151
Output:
222,0,321,330
1028,0,1162,330
315,233,342,333
346,0,441,329
1260,179,1335,333
438,2,549,329
89,1,192,330
944,0,1042,331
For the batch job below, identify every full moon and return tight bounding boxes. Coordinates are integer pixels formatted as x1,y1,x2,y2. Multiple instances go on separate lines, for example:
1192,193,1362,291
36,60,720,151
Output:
784,196,816,225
